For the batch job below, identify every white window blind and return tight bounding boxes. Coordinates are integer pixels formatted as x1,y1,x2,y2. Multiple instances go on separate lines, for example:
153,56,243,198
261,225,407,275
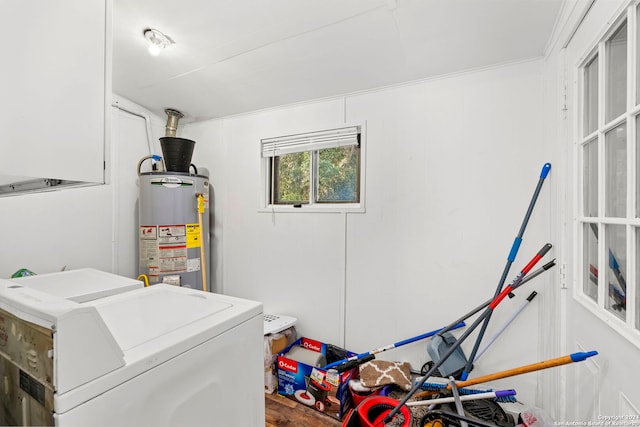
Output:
261,126,360,158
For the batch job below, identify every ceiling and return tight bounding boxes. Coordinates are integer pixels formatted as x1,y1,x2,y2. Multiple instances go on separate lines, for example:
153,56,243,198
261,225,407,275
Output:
112,0,564,124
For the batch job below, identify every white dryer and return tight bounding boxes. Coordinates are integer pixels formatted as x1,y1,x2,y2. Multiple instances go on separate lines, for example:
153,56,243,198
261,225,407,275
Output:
0,269,264,426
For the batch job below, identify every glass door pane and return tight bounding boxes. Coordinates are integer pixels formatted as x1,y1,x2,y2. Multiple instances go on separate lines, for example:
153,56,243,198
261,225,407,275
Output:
605,123,627,218
637,5,640,105
584,223,599,302
606,22,628,122
583,139,599,217
584,55,599,136
637,116,640,218
636,227,639,329
605,224,627,319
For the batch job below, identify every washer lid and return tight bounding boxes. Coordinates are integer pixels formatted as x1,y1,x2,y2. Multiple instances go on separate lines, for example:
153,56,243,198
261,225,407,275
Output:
54,282,262,410
90,284,233,351
10,268,143,302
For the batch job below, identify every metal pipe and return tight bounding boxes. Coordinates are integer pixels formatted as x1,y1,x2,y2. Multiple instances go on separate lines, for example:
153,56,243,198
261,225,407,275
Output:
164,108,184,137
111,101,155,157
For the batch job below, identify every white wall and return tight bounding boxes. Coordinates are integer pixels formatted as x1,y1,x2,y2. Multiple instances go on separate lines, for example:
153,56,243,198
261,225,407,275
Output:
0,184,114,276
537,30,566,418
184,59,554,406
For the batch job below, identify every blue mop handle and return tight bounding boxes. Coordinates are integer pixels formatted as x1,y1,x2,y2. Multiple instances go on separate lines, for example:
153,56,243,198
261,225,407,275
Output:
461,163,551,380
322,321,466,370
540,162,551,179
392,321,465,347
513,163,551,256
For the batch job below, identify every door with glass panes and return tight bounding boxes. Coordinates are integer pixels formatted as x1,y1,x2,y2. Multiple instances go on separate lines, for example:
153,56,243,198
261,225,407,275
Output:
564,0,640,419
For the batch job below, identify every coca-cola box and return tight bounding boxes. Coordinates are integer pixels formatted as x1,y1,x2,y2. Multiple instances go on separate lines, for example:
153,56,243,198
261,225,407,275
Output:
276,337,358,420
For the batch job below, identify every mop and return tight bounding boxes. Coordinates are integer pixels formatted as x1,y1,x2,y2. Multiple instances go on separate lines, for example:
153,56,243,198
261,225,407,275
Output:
417,258,555,364
413,271,548,406
421,260,554,381
382,243,552,424
460,163,551,381
323,322,466,372
424,261,554,383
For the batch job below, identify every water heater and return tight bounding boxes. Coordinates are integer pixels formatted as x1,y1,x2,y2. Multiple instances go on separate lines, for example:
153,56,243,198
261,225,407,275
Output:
137,109,211,291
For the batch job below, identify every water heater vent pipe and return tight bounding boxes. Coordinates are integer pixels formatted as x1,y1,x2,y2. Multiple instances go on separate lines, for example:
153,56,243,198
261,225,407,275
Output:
164,108,184,137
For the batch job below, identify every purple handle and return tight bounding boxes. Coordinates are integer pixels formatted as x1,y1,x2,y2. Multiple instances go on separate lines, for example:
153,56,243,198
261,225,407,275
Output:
495,389,517,398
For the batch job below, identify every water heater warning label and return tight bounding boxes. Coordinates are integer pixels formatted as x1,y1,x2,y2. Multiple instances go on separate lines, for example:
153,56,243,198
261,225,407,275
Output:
158,225,186,239
139,226,159,270
158,225,187,273
160,255,187,273
139,225,188,274
186,224,201,248
140,226,157,239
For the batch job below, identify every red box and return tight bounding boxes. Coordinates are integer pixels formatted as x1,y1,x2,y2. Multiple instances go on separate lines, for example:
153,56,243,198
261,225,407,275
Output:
277,337,358,420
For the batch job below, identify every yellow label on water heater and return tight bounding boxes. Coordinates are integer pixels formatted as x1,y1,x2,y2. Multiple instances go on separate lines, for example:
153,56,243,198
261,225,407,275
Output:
186,224,201,248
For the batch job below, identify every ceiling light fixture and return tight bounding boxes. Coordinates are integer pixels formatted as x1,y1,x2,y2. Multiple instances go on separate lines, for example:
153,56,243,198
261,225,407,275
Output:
143,28,174,56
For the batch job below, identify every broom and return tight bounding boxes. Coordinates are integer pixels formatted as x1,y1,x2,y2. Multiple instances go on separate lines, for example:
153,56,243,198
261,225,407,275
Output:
414,351,598,398
406,389,517,407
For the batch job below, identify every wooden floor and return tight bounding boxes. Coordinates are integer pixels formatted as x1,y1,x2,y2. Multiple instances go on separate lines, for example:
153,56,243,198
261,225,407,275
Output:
265,392,343,427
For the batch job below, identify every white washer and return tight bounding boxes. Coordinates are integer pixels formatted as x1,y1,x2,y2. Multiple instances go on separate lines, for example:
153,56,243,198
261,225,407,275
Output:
0,269,264,427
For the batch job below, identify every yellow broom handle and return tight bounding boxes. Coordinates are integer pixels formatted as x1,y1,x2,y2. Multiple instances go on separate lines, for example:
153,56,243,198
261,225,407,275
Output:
415,351,597,399
197,194,207,292
457,354,586,388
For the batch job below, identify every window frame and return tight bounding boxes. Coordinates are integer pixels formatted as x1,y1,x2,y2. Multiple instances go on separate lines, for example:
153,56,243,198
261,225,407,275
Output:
575,4,640,346
259,123,366,213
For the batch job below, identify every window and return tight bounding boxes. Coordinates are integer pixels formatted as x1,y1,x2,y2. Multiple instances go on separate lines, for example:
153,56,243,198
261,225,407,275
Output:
261,126,363,210
577,10,639,336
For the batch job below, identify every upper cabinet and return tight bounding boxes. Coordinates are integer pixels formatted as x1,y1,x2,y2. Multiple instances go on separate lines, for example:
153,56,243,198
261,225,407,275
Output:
0,0,110,192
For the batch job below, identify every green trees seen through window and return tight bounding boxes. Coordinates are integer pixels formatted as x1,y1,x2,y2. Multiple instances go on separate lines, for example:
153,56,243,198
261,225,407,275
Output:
272,145,359,204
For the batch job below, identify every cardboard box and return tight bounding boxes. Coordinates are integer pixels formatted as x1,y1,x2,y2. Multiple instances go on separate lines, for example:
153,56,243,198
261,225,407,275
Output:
264,326,297,394
277,337,358,421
